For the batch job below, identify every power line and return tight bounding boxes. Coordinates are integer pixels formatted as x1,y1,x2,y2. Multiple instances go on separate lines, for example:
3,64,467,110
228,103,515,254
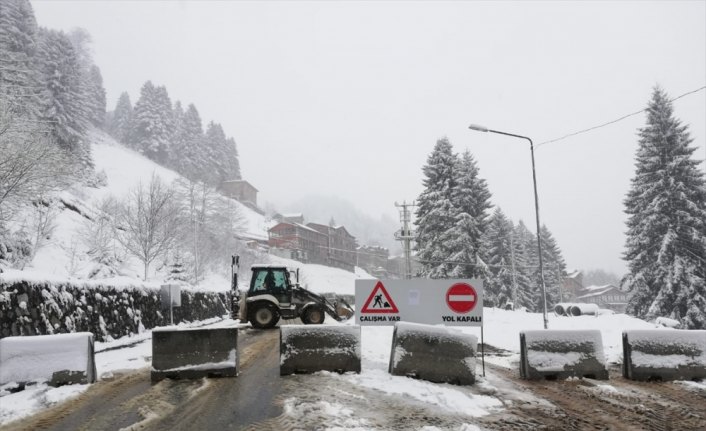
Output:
536,85,706,148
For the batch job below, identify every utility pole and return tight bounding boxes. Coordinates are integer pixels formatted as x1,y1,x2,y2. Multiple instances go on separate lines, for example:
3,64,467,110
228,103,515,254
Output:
394,201,416,279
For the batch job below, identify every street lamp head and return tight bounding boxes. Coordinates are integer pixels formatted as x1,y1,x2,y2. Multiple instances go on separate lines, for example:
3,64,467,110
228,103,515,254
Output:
468,124,489,132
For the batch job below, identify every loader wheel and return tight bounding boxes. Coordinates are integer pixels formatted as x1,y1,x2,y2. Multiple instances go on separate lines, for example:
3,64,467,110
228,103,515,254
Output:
249,303,280,329
301,305,325,325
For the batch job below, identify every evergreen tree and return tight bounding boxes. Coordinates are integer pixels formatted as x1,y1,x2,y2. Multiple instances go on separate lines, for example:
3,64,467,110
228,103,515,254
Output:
85,65,106,127
224,136,241,180
171,103,205,179
66,29,105,128
132,81,173,163
36,28,91,168
0,0,41,117
538,224,566,305
448,150,493,280
203,121,227,185
483,208,515,307
623,87,706,329
414,137,457,278
109,92,133,143
513,221,538,311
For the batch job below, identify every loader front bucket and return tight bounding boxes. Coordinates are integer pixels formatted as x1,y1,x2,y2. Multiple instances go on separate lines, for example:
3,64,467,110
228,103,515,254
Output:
280,325,361,375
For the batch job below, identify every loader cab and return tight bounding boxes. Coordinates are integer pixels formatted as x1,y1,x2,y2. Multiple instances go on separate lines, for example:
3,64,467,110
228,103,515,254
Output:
249,266,292,305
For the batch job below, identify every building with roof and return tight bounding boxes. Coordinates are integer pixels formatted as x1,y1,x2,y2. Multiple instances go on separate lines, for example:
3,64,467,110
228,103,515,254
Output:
221,180,263,214
267,222,328,265
357,245,390,277
307,223,358,272
575,284,629,313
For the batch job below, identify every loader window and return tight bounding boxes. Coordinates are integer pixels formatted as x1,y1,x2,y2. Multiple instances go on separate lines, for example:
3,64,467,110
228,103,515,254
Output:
252,269,288,293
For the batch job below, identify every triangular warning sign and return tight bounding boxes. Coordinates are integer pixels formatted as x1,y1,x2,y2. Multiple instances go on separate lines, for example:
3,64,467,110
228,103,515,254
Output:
361,281,399,313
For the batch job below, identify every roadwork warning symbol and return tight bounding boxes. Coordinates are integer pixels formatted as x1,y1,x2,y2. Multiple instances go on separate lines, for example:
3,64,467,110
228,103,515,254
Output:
361,281,399,313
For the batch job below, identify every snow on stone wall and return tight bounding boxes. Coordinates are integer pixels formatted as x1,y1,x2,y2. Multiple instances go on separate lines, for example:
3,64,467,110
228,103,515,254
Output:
0,277,229,341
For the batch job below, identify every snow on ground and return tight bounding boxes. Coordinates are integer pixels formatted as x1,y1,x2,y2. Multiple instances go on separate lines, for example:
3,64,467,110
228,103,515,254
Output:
266,255,372,296
0,306,701,427
19,129,270,280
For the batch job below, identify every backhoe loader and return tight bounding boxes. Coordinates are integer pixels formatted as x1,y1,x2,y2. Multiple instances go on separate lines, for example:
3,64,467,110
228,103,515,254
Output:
230,255,354,329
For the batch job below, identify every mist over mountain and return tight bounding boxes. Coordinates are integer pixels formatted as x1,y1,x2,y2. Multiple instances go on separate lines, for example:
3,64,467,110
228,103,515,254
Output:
281,195,401,254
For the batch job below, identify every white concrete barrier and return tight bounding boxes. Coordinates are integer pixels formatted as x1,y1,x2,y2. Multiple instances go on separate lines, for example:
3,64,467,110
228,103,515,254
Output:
622,329,706,381
0,332,97,387
520,330,608,380
388,322,477,385
151,327,239,382
280,325,361,375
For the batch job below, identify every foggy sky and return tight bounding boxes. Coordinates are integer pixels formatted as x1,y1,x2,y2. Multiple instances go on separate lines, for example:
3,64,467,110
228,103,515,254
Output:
32,1,706,275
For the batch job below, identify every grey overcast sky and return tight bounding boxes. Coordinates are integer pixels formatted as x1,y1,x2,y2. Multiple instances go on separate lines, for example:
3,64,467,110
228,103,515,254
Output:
32,1,705,275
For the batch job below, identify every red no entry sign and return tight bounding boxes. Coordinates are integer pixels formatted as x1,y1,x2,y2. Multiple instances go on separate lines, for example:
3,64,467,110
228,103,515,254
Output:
446,283,478,314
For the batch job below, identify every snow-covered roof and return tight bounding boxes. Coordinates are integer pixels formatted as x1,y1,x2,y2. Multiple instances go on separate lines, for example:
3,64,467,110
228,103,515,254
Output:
576,285,624,299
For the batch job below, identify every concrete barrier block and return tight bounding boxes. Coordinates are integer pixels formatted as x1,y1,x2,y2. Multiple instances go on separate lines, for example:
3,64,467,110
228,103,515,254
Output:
520,330,608,380
151,327,238,382
280,325,361,375
388,322,477,386
622,329,706,381
0,332,96,387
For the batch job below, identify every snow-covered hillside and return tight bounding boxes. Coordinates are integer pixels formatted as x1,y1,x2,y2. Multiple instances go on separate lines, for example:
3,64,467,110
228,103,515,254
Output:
21,129,271,282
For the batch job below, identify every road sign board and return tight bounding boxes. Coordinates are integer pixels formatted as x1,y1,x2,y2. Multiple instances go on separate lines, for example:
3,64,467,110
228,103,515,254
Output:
446,282,478,314
355,279,483,326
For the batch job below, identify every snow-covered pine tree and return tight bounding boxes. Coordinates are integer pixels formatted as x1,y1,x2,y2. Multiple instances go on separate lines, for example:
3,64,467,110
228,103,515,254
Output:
414,137,457,278
448,149,492,280
513,220,538,311
538,224,566,305
171,103,205,180
36,27,91,169
0,0,41,118
132,81,172,162
224,136,242,180
202,121,227,186
109,92,133,144
483,208,515,307
85,65,106,127
66,28,105,128
623,87,706,329
166,250,188,283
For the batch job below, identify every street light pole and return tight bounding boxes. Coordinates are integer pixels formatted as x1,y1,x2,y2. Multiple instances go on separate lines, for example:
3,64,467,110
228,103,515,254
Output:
468,124,549,329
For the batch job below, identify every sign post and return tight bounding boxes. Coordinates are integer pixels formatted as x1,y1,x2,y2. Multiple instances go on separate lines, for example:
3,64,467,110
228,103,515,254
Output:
355,279,485,375
160,284,181,325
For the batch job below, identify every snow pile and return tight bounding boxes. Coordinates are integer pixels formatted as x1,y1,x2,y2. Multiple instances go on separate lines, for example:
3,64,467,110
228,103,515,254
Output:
0,332,94,385
266,255,371,297
336,326,502,417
